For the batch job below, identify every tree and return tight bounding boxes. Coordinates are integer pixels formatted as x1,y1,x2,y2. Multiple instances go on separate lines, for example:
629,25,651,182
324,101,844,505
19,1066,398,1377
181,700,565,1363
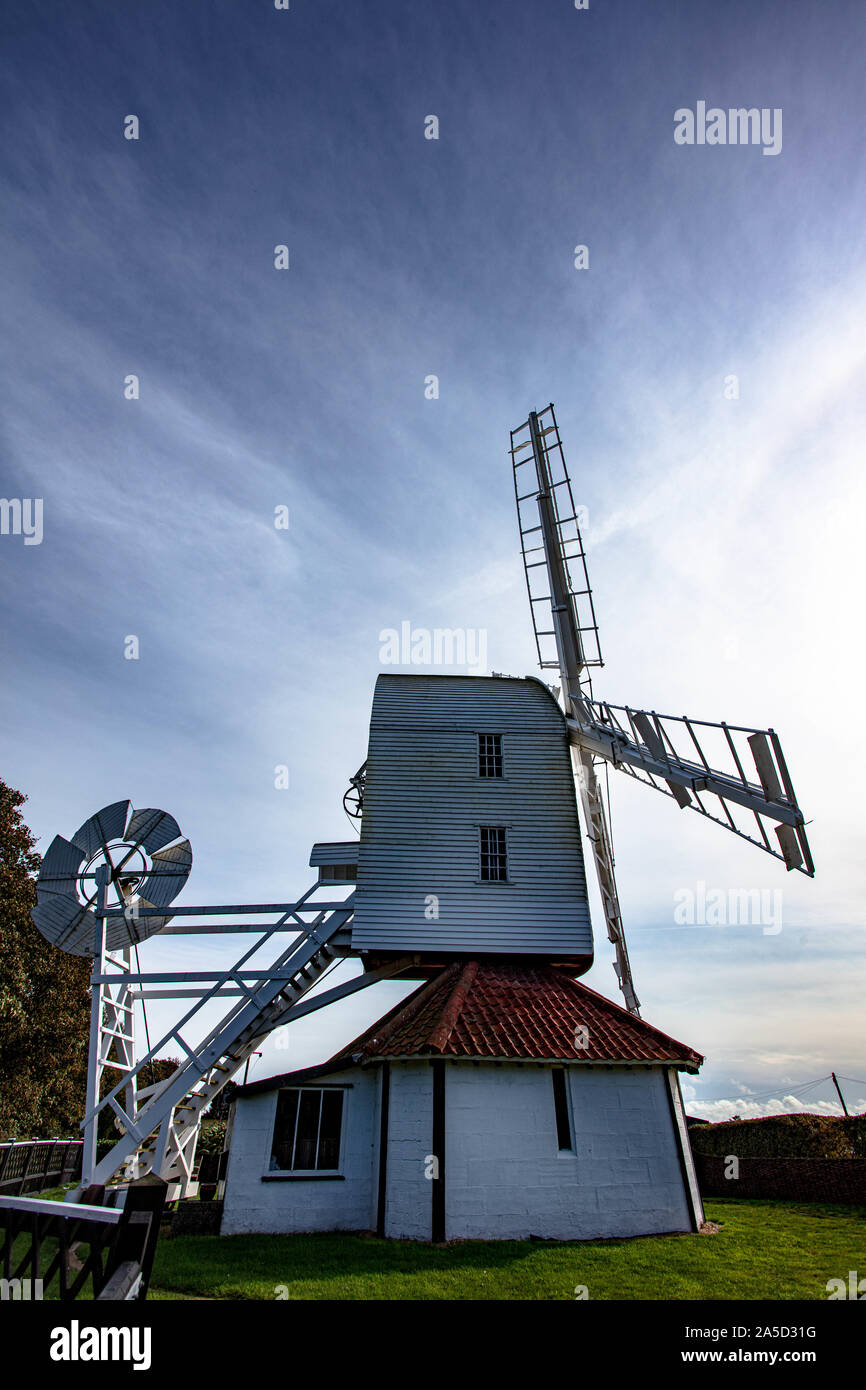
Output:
97,1055,183,1149
0,779,91,1138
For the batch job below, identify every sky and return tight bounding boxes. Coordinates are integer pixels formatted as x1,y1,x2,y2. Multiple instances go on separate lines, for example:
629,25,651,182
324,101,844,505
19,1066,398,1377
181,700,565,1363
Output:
1,0,864,1123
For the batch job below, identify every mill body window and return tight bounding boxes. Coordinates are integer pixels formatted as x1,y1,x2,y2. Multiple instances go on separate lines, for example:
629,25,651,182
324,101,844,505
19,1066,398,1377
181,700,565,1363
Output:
479,825,508,882
478,733,503,778
269,1088,345,1172
551,1068,575,1152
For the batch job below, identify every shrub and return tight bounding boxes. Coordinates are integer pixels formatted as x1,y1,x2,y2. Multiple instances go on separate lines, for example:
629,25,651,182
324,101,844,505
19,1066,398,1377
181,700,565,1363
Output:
196,1119,227,1158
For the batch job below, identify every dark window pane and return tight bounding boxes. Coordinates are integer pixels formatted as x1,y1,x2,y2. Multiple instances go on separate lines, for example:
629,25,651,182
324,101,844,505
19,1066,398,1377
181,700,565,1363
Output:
552,1069,573,1150
317,1091,344,1169
270,1088,345,1172
270,1090,298,1171
294,1090,322,1170
479,734,503,777
480,825,507,881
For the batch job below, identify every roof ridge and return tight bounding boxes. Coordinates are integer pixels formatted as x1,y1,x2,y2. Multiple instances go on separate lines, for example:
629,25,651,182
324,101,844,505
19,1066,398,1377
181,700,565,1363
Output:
427,960,479,1052
356,963,460,1056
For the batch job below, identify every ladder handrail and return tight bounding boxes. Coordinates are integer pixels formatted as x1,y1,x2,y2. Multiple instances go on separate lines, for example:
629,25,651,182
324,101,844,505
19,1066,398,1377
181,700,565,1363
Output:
86,883,348,1130
88,896,354,1185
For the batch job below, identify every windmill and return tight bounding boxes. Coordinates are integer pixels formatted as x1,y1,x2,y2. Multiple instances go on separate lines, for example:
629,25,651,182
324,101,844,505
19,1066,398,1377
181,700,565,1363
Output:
26,400,813,1202
510,403,814,1014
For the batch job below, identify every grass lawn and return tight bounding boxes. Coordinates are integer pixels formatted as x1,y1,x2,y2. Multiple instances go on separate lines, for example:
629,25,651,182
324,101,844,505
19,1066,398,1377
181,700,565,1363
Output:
145,1199,866,1301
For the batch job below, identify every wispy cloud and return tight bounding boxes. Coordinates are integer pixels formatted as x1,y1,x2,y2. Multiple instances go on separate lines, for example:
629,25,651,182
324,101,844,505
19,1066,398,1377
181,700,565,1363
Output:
2,0,864,1089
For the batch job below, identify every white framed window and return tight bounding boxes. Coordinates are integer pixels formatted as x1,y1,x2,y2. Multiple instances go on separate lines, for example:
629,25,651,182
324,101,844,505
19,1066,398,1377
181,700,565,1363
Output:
478,733,503,777
268,1087,345,1173
479,825,508,881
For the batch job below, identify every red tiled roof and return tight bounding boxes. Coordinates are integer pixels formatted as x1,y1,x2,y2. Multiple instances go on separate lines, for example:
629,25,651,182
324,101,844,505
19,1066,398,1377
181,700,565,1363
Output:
330,961,703,1072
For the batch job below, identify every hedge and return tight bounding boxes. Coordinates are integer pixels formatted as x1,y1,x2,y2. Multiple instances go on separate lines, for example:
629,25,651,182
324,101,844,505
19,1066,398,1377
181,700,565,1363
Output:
689,1112,866,1159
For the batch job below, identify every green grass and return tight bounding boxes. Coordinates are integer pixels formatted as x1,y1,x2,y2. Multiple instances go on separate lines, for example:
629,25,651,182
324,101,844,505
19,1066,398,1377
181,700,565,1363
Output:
145,1200,866,1301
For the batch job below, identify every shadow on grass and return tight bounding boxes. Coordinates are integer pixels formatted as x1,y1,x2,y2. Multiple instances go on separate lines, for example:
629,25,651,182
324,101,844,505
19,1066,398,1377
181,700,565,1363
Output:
144,1200,866,1301
162,1228,547,1279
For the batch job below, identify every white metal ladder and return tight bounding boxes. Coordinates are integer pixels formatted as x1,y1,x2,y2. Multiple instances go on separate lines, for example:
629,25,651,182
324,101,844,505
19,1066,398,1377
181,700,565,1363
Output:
85,892,355,1189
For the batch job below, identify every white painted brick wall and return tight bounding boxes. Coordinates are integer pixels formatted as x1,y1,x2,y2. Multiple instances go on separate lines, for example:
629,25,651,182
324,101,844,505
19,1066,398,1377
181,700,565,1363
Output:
382,1062,434,1240
222,1061,693,1243
220,1069,377,1236
444,1064,691,1241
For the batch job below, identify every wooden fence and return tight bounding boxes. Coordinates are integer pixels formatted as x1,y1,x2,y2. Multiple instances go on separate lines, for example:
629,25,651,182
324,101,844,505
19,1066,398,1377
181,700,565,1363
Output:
0,1180,166,1302
0,1140,82,1197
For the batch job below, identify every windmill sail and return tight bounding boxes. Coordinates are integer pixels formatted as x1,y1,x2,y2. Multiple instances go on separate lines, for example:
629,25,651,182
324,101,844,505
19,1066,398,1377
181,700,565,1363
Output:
567,699,813,875
512,407,602,696
512,404,640,1013
511,402,814,1014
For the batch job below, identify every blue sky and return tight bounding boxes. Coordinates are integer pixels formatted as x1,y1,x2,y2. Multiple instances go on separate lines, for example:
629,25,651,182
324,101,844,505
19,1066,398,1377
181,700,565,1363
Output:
2,0,865,1120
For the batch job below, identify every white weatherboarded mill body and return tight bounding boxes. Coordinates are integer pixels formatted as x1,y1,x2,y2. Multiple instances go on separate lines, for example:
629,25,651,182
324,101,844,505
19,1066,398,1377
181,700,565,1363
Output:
350,674,593,963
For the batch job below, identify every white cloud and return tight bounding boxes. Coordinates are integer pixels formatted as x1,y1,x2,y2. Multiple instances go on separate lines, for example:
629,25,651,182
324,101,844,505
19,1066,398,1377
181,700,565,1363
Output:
687,1095,865,1124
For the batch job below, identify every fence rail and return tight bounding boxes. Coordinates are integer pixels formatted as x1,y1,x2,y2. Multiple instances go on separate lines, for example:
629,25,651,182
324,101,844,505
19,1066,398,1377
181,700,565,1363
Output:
0,1180,166,1302
0,1141,82,1197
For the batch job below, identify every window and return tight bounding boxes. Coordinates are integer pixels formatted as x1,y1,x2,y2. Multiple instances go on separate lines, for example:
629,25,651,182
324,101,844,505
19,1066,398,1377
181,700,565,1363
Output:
269,1088,344,1172
478,733,503,778
317,863,358,882
551,1068,574,1151
479,825,508,882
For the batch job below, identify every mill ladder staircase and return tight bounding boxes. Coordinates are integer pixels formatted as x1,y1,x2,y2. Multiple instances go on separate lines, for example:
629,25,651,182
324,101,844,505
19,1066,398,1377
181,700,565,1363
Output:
86,890,355,1192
